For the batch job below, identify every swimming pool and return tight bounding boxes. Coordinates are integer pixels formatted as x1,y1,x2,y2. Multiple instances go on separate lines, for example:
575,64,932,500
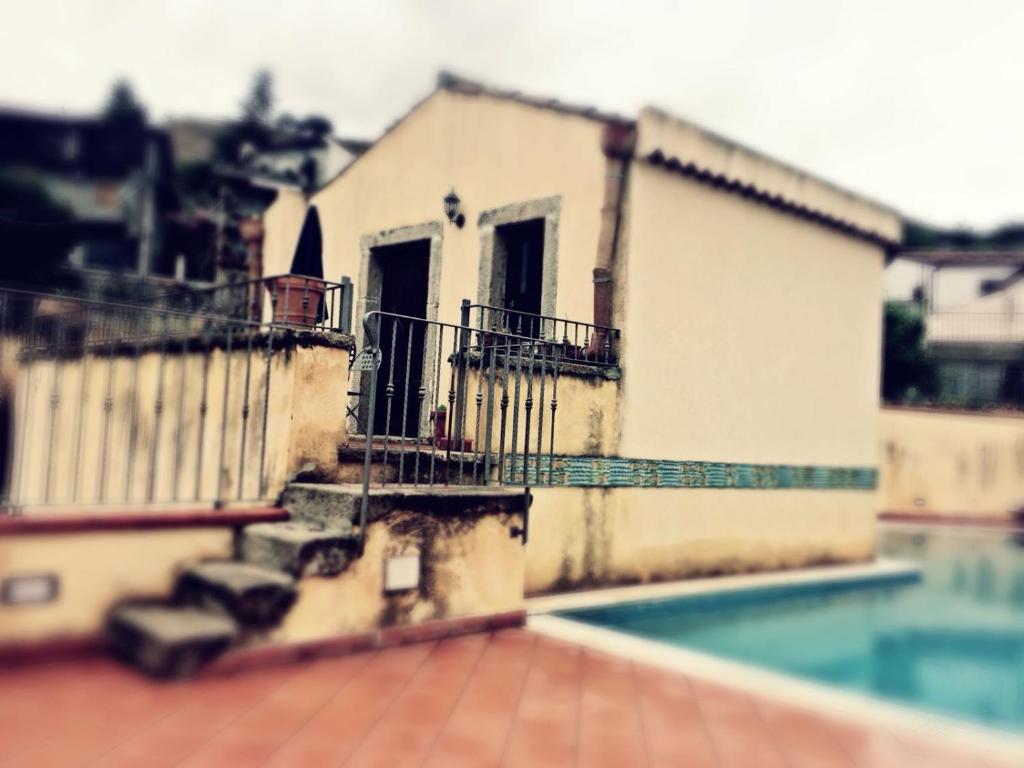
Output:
557,525,1024,733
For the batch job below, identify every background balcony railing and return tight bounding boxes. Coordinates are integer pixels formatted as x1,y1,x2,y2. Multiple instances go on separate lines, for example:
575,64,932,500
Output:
926,312,1024,344
143,274,355,334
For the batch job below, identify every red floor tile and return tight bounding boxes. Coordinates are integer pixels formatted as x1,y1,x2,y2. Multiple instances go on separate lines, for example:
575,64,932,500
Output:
634,662,720,768
423,628,536,768
0,629,1016,768
753,697,853,768
261,642,435,767
500,635,583,768
176,653,370,768
688,678,789,768
90,664,300,767
576,649,650,768
345,633,489,768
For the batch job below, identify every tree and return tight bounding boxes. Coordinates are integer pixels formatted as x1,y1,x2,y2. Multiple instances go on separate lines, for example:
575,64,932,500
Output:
102,79,147,128
216,70,276,163
241,70,274,129
881,302,937,403
298,114,332,138
904,219,1024,250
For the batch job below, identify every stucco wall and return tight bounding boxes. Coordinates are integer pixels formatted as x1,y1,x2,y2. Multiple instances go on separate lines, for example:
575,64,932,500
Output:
302,89,608,330
525,486,875,595
619,159,886,467
0,528,233,642
879,407,1024,517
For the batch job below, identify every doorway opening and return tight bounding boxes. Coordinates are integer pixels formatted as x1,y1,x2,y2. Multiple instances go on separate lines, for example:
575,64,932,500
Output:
370,239,430,437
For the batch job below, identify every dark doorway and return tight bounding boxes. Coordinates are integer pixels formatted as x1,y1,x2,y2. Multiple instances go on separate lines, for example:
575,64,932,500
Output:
495,219,545,318
371,239,430,437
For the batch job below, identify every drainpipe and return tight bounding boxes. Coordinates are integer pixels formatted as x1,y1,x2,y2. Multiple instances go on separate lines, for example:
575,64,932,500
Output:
240,215,265,322
592,121,636,354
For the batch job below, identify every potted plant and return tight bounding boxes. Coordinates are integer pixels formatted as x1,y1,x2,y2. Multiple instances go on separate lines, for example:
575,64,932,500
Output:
265,274,326,326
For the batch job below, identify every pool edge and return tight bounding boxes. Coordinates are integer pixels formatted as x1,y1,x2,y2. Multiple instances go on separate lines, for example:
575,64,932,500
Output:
526,558,922,615
529,600,1024,764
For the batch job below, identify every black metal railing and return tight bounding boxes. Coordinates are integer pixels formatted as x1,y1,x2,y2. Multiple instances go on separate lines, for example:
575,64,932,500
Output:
142,274,355,334
0,287,296,512
356,306,600,547
466,301,620,366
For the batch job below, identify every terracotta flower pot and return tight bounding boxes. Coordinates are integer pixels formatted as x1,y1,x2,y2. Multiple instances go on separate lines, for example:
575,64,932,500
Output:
266,275,326,326
432,408,447,443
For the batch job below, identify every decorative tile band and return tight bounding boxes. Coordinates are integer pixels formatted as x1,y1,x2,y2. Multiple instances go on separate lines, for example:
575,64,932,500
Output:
506,455,878,490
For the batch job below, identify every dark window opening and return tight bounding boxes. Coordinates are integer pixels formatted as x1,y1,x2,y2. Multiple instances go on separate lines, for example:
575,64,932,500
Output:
495,218,544,317
81,238,138,271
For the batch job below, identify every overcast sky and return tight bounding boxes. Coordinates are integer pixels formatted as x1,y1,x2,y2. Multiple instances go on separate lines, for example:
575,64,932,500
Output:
3,0,1021,229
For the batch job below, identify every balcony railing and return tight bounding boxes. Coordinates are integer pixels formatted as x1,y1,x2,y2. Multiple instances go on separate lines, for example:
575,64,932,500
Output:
465,302,620,367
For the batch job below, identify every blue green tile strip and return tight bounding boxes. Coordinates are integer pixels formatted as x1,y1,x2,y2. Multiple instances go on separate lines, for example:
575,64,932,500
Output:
506,455,877,490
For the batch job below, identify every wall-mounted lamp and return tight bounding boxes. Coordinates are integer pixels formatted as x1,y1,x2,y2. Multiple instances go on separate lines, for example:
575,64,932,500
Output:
443,188,465,228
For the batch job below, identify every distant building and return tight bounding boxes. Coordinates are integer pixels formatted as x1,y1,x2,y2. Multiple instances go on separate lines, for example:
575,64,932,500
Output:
162,115,369,285
890,250,1024,405
0,106,177,281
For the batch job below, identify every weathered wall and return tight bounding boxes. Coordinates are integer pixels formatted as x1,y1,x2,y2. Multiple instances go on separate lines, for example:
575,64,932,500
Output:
879,407,1024,517
459,366,620,458
9,337,350,509
525,486,875,595
267,497,524,643
0,528,233,642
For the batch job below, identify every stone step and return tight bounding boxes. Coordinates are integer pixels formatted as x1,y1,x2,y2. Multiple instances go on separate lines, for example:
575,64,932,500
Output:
282,483,360,528
176,561,297,629
240,520,358,577
106,604,238,679
285,482,528,527
335,443,487,486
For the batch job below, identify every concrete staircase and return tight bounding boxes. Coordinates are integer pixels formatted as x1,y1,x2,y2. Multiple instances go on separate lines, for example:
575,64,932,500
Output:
104,470,526,679
106,487,363,679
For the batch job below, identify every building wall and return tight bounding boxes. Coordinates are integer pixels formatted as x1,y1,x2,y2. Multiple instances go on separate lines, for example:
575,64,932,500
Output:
521,117,891,594
525,487,874,594
0,528,233,642
879,407,1024,517
302,89,609,330
460,367,621,459
620,161,886,467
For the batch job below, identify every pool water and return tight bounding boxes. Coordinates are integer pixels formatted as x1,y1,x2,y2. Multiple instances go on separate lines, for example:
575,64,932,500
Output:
558,526,1024,733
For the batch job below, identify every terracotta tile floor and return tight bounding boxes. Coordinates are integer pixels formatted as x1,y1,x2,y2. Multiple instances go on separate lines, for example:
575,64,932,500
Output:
0,630,1017,767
